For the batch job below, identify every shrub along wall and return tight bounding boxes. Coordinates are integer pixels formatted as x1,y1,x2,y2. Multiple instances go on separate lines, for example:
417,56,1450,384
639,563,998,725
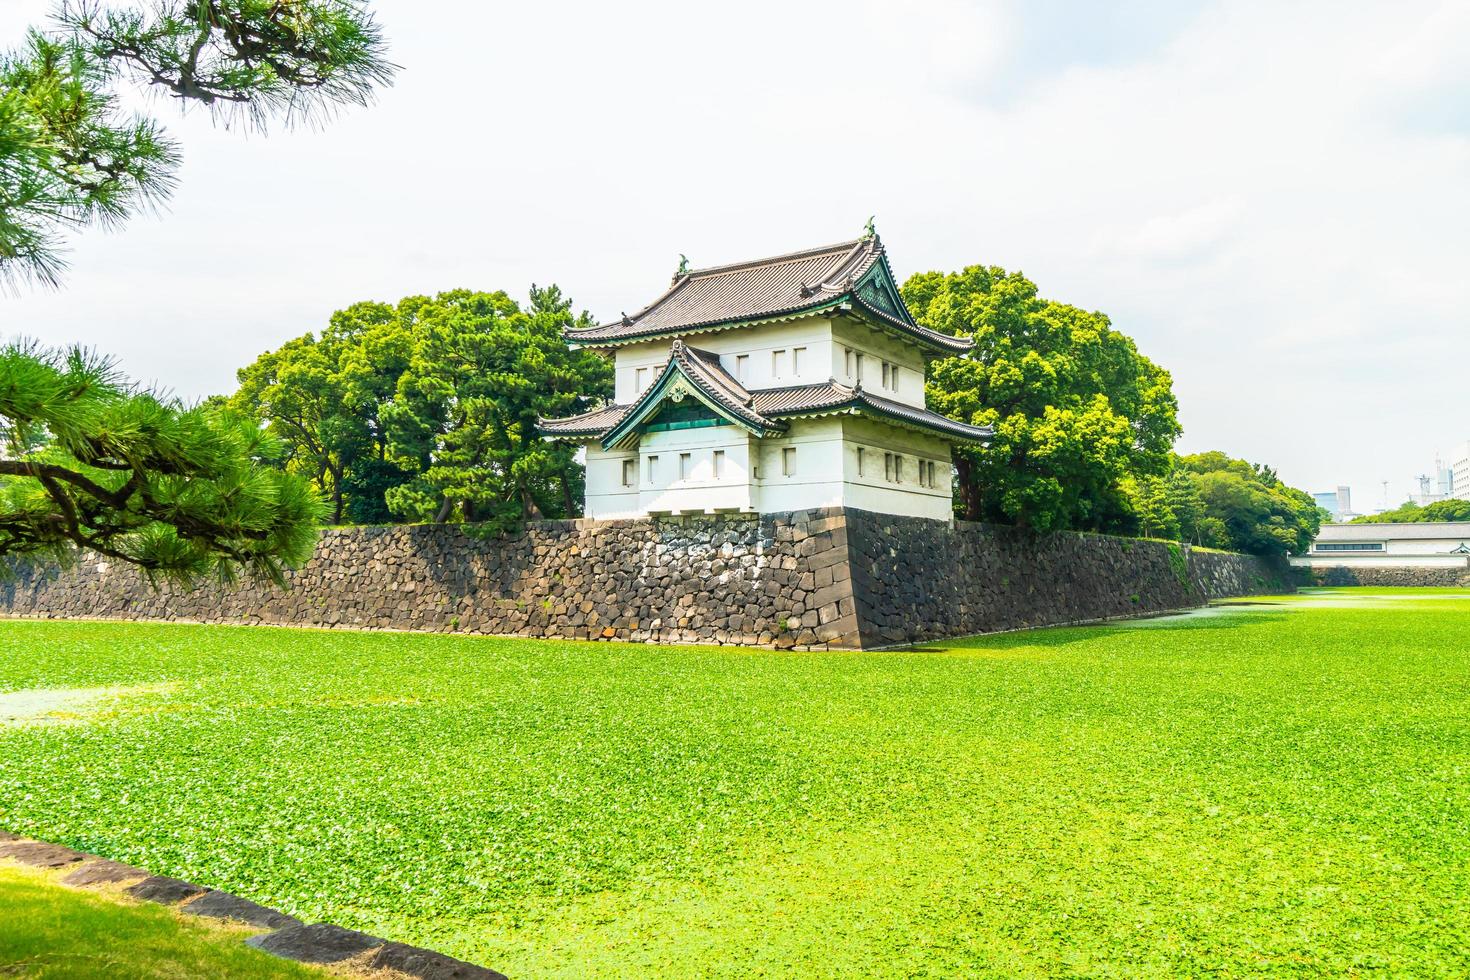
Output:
1,509,1289,650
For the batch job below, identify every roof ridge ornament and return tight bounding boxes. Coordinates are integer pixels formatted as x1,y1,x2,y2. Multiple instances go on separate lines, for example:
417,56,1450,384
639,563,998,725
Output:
675,254,691,277
862,215,877,239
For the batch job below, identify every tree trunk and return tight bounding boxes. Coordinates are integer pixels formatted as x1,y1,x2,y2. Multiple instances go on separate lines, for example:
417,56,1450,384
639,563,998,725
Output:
434,495,454,523
956,454,980,521
520,484,544,521
560,472,575,517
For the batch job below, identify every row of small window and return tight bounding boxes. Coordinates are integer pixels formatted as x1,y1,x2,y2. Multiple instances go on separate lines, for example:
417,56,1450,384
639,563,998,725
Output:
622,449,752,487
843,348,901,393
856,448,942,488
1313,542,1384,552
622,448,941,488
631,347,903,394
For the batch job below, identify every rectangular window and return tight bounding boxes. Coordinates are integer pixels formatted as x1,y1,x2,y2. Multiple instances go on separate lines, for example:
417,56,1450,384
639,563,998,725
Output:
772,349,788,377
927,461,937,488
782,446,796,476
792,347,806,375
735,354,749,381
621,459,635,487
890,365,900,392
884,452,893,482
1314,542,1385,552
856,446,865,477
713,450,725,479
646,455,658,483
679,452,691,480
882,362,890,388
895,455,905,483
855,353,865,384
844,348,853,377
634,367,648,393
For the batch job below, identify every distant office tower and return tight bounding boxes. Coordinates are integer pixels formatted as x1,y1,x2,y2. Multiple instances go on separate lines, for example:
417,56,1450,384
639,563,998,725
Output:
1437,457,1454,497
1312,491,1340,519
1454,443,1470,501
1336,485,1353,516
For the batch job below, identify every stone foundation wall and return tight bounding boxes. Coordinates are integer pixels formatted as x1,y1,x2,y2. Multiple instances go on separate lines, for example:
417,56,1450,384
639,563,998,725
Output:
1,509,1290,649
1298,564,1470,588
845,513,1288,647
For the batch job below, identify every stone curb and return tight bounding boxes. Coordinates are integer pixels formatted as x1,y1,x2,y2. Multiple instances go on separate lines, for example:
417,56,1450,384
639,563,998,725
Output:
0,831,507,979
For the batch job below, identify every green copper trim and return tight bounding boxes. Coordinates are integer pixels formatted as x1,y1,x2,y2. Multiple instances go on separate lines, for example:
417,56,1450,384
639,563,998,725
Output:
643,417,730,433
601,356,776,450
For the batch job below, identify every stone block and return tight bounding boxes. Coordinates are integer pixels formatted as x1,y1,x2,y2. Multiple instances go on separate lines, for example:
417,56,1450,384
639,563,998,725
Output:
127,876,206,905
182,890,302,930
246,922,385,964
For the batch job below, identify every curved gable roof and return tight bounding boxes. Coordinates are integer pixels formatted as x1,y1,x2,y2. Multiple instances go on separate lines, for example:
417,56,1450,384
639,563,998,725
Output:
565,236,973,355
599,341,786,450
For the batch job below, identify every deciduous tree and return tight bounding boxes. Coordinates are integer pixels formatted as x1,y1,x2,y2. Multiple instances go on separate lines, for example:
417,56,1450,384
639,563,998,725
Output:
383,286,612,526
903,264,1181,531
1172,451,1321,556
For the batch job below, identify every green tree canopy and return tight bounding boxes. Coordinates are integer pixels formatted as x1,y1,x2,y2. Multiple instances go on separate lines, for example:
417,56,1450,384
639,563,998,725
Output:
232,286,613,527
1159,451,1323,556
903,264,1180,531
1351,498,1470,523
1,0,392,288
0,342,321,582
229,301,412,524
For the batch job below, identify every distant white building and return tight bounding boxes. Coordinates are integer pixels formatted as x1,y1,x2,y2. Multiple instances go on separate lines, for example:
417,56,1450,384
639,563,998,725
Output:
1291,522,1470,570
538,233,992,521
1452,443,1470,501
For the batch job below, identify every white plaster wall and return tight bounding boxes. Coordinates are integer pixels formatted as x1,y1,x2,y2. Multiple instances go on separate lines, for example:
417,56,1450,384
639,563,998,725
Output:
830,316,930,409
585,414,957,521
1307,529,1470,558
584,443,642,520
637,424,754,514
612,319,836,403
840,416,954,520
751,417,847,513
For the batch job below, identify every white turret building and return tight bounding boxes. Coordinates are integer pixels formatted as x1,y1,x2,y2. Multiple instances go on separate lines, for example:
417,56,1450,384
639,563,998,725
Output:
538,233,991,521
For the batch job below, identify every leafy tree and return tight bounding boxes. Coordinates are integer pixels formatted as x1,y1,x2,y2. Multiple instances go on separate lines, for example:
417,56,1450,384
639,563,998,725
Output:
0,342,321,582
1352,498,1470,523
903,264,1180,531
233,286,612,527
1,0,392,288
1120,474,1178,540
230,302,412,524
1172,451,1321,556
384,286,612,526
1163,468,1206,543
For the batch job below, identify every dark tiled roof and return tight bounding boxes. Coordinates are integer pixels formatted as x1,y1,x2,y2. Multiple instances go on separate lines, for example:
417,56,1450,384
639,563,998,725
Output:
753,383,993,443
535,403,630,437
565,236,973,354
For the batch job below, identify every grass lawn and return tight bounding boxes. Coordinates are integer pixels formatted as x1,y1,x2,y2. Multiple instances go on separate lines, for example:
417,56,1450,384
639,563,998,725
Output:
0,863,323,979
1,588,1468,977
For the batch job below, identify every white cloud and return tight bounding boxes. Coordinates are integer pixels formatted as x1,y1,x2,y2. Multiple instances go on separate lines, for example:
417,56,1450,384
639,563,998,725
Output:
1,0,1466,505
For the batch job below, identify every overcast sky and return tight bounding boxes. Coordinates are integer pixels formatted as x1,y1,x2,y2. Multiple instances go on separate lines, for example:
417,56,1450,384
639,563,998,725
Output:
3,0,1467,508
